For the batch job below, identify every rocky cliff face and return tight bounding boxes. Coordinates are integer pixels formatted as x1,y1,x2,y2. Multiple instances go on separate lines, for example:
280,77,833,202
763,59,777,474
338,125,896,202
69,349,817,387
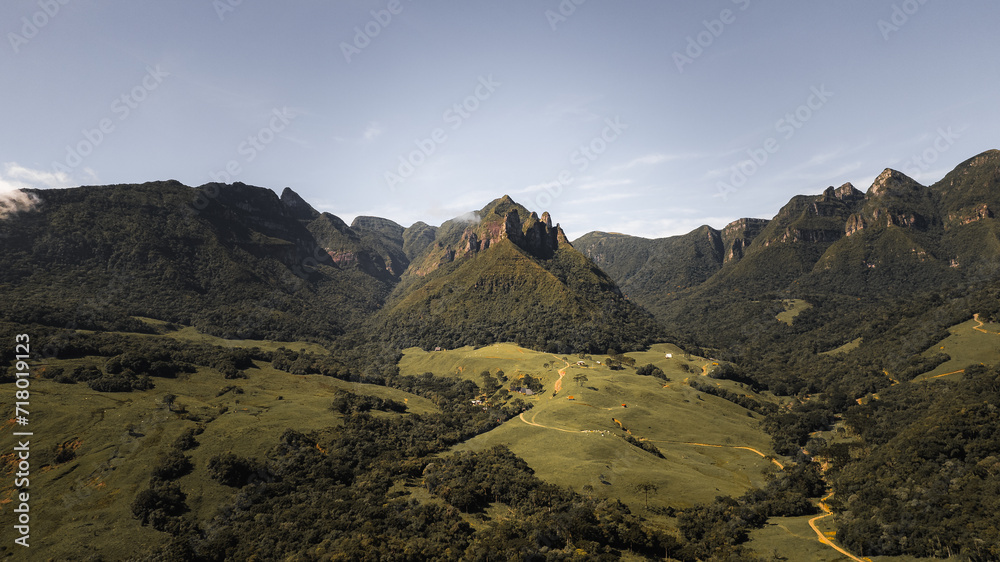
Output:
405,195,565,276
305,210,408,281
945,203,993,229
845,169,937,236
721,218,769,262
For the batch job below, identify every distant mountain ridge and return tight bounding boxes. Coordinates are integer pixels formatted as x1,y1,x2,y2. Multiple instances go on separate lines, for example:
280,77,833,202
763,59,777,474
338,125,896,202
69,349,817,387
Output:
573,149,1000,344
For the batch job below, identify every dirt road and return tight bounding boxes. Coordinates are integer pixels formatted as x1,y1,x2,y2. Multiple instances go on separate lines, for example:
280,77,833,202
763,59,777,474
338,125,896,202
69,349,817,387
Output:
807,493,870,562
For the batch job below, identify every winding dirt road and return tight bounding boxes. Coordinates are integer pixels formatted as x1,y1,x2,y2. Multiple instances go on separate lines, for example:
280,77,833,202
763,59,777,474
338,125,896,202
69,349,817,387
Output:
973,313,1000,334
646,439,785,470
549,356,576,397
807,493,870,562
518,410,583,434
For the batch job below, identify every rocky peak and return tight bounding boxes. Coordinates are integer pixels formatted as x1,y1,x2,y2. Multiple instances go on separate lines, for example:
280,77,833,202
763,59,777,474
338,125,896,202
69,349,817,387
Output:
409,196,563,275
869,169,923,197
280,187,319,220
833,182,864,203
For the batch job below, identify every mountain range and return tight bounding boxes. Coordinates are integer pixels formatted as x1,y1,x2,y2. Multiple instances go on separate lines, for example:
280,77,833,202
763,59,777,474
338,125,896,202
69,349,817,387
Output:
2,149,1000,560
576,149,1000,346
3,149,999,356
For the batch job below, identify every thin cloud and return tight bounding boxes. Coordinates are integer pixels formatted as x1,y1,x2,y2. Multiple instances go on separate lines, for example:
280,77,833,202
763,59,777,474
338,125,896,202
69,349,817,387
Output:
362,122,383,142
539,94,605,125
334,121,385,144
611,152,702,172
567,192,640,205
577,178,633,191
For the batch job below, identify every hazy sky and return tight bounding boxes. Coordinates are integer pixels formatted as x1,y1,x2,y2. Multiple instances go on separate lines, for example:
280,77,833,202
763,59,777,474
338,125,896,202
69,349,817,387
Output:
2,1,998,239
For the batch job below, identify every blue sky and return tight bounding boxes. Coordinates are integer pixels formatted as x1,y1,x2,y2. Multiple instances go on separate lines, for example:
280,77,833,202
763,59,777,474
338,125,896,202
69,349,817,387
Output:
1,0,998,239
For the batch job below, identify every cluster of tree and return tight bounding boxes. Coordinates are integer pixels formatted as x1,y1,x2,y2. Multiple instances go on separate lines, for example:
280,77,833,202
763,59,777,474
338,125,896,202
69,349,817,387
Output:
207,453,268,488
635,363,668,381
21,329,254,378
425,446,676,558
479,369,507,396
330,390,408,415
131,425,202,535
604,352,636,371
619,433,665,459
893,351,951,381
509,373,544,394
832,365,1000,559
687,379,777,416
668,286,976,401
760,400,835,457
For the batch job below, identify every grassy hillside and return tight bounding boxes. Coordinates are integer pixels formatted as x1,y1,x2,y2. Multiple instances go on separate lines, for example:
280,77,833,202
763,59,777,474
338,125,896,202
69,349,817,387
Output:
0,348,437,560
401,343,782,515
911,315,1000,381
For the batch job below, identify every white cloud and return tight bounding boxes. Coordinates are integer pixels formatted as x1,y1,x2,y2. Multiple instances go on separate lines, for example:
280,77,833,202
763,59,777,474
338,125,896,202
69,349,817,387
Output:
362,122,383,142
0,163,65,218
0,162,72,191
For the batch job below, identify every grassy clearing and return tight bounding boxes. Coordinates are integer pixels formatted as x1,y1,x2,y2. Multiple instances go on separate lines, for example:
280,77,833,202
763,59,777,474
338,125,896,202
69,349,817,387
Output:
401,342,782,521
0,355,435,560
912,317,1000,381
132,316,330,355
821,337,863,356
749,515,844,561
776,299,813,326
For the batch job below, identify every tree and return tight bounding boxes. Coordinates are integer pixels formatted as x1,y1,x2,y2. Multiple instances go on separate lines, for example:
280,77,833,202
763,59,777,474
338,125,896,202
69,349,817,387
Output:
163,394,176,411
635,482,659,510
480,370,500,395
574,374,589,387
